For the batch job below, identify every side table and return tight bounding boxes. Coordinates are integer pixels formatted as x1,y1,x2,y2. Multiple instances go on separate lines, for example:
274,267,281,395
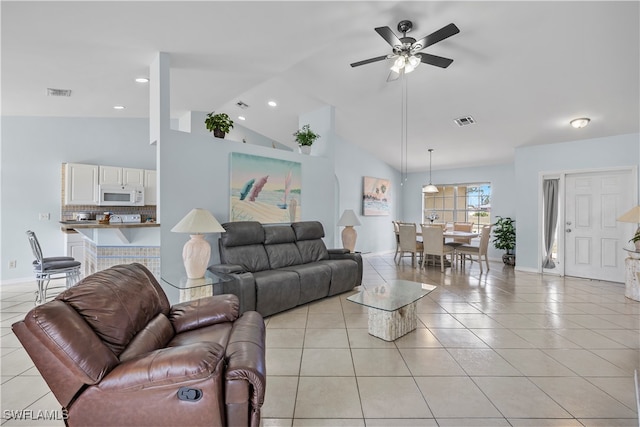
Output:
161,269,231,303
624,249,640,302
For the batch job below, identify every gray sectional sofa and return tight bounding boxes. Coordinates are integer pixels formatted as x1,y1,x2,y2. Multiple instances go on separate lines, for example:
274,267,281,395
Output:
208,221,362,317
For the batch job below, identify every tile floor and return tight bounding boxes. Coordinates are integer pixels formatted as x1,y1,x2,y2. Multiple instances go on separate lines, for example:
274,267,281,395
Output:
1,253,639,426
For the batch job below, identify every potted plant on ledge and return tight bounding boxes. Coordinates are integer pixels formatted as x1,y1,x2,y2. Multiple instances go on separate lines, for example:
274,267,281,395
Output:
493,216,516,266
205,112,234,139
293,124,320,154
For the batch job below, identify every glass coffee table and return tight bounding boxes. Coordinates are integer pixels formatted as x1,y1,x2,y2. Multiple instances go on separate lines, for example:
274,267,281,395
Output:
347,279,436,341
161,269,231,303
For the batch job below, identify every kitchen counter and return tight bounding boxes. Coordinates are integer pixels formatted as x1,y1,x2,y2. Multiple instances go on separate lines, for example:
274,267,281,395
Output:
59,220,160,231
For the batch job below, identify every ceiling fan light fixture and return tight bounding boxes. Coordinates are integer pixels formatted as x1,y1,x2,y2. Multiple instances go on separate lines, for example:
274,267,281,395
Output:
390,56,405,73
570,117,590,128
407,55,421,68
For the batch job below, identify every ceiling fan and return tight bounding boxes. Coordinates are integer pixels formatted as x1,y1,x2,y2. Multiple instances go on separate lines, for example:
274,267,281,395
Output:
351,19,460,80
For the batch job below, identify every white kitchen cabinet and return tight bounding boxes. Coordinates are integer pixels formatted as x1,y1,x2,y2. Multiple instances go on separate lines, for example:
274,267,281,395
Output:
100,166,144,186
99,165,122,185
124,168,144,186
144,169,157,206
65,163,99,205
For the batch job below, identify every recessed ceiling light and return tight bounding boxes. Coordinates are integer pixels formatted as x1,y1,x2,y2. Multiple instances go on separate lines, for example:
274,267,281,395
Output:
135,77,149,83
113,105,125,110
268,101,277,107
570,117,590,128
238,116,246,121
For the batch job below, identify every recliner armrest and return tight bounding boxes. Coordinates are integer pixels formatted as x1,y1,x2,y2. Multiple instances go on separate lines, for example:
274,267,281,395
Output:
328,248,350,255
169,294,239,334
98,342,225,390
209,263,246,274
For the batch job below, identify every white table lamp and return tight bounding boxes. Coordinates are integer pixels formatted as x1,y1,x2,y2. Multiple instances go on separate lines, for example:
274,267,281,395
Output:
171,208,225,279
618,205,640,251
337,209,361,253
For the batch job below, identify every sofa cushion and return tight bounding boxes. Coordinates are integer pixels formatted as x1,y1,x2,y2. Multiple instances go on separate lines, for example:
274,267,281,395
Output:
56,263,170,356
253,270,300,317
264,225,303,269
222,244,271,273
221,221,265,247
280,263,331,305
296,240,330,264
291,221,325,240
318,259,360,296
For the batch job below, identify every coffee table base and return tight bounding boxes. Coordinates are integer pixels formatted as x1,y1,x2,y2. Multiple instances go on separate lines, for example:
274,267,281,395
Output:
367,301,417,341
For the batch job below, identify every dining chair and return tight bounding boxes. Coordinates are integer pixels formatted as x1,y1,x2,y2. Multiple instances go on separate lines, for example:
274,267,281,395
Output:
421,225,454,272
392,221,400,262
457,224,493,273
446,222,474,262
26,230,82,304
397,223,423,267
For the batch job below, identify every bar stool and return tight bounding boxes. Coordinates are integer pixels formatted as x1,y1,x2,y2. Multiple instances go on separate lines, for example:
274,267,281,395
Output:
26,230,82,304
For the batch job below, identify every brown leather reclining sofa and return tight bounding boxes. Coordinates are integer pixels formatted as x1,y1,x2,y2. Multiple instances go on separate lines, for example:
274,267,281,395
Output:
12,263,266,427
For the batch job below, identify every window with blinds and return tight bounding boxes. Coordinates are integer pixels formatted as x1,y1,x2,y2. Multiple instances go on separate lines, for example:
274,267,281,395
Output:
422,183,492,232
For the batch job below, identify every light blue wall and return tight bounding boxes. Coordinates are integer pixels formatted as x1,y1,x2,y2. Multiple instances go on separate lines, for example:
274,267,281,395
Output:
401,162,516,261
334,135,401,254
0,116,155,282
514,133,640,272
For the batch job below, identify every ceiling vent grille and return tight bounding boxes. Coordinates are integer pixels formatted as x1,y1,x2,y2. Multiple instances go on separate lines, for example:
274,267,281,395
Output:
47,88,72,97
236,100,249,109
454,116,476,127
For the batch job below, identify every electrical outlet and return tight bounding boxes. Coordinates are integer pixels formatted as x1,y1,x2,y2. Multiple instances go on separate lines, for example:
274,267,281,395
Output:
8,260,16,269
39,213,50,220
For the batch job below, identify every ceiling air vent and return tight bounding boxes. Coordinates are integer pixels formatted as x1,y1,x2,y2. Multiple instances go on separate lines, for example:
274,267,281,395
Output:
47,88,72,97
454,116,476,127
236,100,249,109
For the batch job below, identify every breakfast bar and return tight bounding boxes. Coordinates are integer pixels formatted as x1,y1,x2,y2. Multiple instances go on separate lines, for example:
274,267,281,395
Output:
59,220,161,277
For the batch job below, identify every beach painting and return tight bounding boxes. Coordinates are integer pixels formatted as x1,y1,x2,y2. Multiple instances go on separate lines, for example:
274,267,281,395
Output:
363,176,391,216
230,153,302,223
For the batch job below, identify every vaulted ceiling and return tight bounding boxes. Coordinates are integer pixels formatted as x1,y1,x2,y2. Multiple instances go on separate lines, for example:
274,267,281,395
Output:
2,1,639,171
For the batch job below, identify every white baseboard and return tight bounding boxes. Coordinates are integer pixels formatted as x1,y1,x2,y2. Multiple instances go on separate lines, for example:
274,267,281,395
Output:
514,266,539,274
1,276,34,286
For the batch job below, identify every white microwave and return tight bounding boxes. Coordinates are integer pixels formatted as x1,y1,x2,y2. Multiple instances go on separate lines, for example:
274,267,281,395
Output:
98,184,145,206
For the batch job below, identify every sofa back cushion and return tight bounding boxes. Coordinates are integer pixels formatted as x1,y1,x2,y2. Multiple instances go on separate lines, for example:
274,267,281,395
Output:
292,221,330,263
264,225,303,269
56,263,171,356
219,221,270,272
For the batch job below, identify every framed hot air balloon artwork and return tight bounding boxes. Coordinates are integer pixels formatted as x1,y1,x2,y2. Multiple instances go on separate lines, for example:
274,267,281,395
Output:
230,153,302,223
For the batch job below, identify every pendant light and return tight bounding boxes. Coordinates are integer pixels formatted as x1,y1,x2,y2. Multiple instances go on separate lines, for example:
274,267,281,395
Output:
424,148,438,193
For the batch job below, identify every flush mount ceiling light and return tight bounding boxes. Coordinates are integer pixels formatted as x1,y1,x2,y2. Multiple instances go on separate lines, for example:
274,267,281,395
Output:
135,77,149,83
570,117,590,128
113,105,125,110
424,148,439,193
238,116,246,121
268,100,277,107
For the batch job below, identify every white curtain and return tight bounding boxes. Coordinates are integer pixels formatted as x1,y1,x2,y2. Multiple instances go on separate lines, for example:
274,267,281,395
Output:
542,179,559,268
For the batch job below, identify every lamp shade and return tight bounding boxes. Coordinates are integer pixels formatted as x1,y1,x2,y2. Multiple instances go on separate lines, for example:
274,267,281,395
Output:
617,206,640,223
337,209,361,227
423,184,439,193
171,208,225,234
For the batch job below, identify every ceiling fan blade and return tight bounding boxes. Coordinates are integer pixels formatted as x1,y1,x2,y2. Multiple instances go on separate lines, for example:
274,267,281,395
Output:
419,53,454,68
412,23,460,51
375,26,402,48
350,55,390,68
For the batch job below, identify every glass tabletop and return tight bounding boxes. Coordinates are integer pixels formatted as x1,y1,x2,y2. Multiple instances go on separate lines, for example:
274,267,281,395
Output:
347,279,436,312
161,269,230,290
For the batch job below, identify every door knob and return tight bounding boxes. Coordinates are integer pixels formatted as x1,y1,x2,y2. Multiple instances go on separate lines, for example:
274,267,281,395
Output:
566,229,572,233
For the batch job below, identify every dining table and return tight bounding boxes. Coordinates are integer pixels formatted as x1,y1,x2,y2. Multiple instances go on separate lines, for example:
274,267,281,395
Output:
416,227,480,267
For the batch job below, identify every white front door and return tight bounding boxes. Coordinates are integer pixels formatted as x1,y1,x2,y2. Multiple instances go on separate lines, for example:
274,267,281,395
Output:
564,169,634,282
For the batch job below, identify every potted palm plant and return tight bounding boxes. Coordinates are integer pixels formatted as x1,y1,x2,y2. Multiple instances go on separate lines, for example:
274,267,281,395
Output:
205,112,234,139
293,124,320,154
493,216,516,265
